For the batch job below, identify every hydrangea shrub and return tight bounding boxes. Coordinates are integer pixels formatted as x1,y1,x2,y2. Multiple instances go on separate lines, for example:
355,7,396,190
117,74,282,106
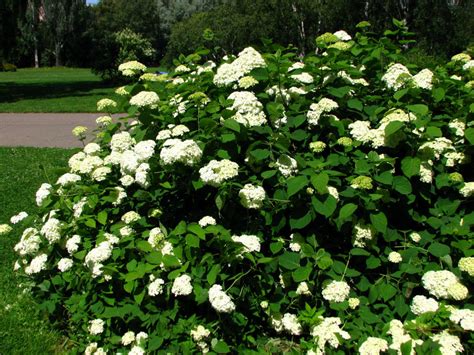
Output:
7,22,474,354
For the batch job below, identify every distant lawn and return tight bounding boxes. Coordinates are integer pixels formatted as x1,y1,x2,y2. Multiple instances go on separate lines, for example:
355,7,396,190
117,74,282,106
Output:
0,147,76,354
0,67,118,113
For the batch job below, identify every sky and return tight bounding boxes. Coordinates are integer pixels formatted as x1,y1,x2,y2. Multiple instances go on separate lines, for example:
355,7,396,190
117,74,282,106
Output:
86,0,99,4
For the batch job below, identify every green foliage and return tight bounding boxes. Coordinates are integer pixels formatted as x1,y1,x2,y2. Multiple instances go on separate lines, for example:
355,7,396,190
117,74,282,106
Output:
7,25,474,354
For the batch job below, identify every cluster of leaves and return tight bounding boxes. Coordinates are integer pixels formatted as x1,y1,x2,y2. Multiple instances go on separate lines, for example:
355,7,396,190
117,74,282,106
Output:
12,21,474,353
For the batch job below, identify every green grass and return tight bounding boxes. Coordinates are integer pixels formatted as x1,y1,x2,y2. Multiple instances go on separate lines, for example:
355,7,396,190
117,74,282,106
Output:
0,67,119,113
0,147,76,354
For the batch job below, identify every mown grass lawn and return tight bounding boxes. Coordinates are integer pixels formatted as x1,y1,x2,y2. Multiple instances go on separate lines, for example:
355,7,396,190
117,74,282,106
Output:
0,67,118,113
0,147,76,354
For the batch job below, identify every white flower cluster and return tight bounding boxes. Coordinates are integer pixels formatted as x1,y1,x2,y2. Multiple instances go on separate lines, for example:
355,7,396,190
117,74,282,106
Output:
291,72,314,84
388,251,402,263
388,320,422,355
122,331,136,346
156,124,190,140
410,295,439,315
85,241,114,278
460,182,474,197
10,211,28,224
275,154,298,177
160,138,202,167
311,317,351,353
148,275,165,296
147,227,164,249
110,131,136,152
40,218,63,244
199,159,239,187
14,228,41,256
66,234,81,254
450,308,474,331
129,91,160,109
334,30,352,41
231,234,261,254
463,60,474,71
451,53,471,63
281,313,303,335
88,318,105,335
307,98,339,126
412,68,434,90
359,337,389,355
449,119,466,137
68,151,104,177
85,342,106,355
118,60,147,76
238,75,258,89
171,274,193,296
56,173,81,187
422,270,468,300
208,284,235,313
238,184,266,209
337,70,369,86
25,253,48,275
213,47,266,87
381,63,412,90
196,60,216,75
57,258,74,272
349,109,414,148
36,183,52,206
97,98,117,112
198,216,216,227
175,64,190,73
121,211,141,224
227,91,267,127
458,257,474,276
322,280,350,302
353,223,374,248
296,281,311,296
191,325,211,353
431,331,463,355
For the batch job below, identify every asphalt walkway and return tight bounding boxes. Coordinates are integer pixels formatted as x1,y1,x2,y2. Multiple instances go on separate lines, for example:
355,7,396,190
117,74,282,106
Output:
0,113,120,148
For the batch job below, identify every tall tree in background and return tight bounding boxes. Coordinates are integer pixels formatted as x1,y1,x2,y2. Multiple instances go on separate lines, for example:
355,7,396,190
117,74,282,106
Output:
42,0,86,66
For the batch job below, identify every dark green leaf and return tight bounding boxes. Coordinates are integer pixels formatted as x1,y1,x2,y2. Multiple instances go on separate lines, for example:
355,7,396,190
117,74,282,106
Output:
428,242,450,257
347,99,363,111
401,157,420,178
186,234,200,248
213,340,230,353
311,173,329,194
370,212,387,233
287,176,308,198
465,127,474,145
279,252,301,270
407,104,429,116
289,211,312,229
393,176,412,195
223,118,240,132
384,121,404,137
250,149,271,161
97,211,107,225
432,88,445,102
292,266,311,282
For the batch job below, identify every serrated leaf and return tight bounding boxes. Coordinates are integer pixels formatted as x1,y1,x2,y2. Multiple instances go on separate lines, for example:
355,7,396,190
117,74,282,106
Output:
292,266,311,282
384,120,404,137
97,211,107,225
401,157,420,178
347,99,363,111
207,265,221,285
428,242,450,257
407,104,429,116
250,149,270,161
290,211,312,229
279,252,301,270
270,241,283,254
465,127,474,145
287,175,308,198
338,203,358,223
393,176,412,195
370,212,387,233
432,87,445,102
223,118,240,132
185,234,200,248
311,173,329,194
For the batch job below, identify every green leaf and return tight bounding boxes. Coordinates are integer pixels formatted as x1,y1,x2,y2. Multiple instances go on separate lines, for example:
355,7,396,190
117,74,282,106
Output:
261,170,277,179
161,255,181,268
317,256,333,270
85,219,96,228
370,212,387,233
213,340,230,353
384,121,404,137
270,242,283,254
292,266,311,282
223,118,240,132
327,86,351,98
432,87,445,102
279,252,301,270
136,240,152,253
221,133,236,143
465,127,474,145
351,248,371,256
393,88,409,100
426,126,442,138
393,176,412,195
250,149,270,161
311,173,329,194
312,196,337,218
366,256,381,269
337,203,358,223
289,211,312,229
124,281,135,293
186,234,200,248
347,99,363,111
207,265,221,285
287,176,308,198
428,242,451,257
379,283,398,301
97,211,107,225
407,104,429,116
401,157,420,178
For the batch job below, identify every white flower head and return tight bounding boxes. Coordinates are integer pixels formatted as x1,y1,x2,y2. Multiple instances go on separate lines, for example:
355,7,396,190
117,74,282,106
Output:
208,284,235,313
88,319,105,335
198,216,216,227
171,274,193,296
410,295,439,315
322,280,350,302
239,184,266,209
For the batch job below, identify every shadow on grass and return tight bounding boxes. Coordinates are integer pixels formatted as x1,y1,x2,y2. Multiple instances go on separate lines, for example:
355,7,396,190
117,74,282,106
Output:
0,80,117,103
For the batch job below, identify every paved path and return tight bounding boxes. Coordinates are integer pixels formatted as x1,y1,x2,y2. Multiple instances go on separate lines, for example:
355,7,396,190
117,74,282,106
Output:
0,113,120,148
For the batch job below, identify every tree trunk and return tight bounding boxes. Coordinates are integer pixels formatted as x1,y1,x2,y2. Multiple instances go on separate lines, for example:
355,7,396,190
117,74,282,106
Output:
55,41,61,66
34,43,39,68
291,2,306,56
